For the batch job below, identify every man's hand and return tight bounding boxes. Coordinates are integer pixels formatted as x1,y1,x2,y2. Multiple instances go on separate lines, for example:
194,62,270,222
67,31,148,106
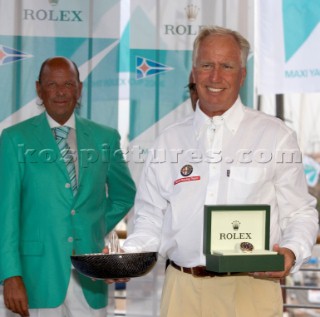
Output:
3,276,29,317
102,247,131,284
250,244,296,279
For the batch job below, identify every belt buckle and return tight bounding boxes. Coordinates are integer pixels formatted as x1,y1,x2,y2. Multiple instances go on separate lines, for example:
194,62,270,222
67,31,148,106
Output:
191,266,207,278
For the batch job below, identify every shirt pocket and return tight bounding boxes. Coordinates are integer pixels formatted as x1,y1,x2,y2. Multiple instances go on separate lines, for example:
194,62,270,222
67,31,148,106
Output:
227,167,267,203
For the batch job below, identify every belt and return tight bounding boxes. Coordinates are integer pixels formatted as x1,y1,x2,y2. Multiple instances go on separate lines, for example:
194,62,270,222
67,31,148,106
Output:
169,261,241,278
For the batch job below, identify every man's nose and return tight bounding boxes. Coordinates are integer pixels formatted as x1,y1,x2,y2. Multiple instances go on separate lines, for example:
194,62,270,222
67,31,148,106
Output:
56,85,67,95
208,67,221,81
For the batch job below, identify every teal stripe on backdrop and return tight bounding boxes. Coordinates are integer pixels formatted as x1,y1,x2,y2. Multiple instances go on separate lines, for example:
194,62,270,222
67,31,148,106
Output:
282,0,320,62
119,21,130,73
240,56,254,109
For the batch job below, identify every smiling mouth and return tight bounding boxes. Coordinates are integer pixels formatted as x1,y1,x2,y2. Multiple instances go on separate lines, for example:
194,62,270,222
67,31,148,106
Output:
207,87,224,93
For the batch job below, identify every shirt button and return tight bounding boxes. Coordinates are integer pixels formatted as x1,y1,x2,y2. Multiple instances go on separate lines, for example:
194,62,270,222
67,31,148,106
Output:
65,183,71,189
71,209,76,216
209,192,215,197
68,237,73,243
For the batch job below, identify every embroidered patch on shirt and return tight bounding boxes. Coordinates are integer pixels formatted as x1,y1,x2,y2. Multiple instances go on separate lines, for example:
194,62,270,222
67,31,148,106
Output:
180,164,193,177
174,176,201,185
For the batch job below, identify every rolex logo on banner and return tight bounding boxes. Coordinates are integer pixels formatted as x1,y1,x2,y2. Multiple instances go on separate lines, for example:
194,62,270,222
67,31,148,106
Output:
48,0,59,5
185,4,199,22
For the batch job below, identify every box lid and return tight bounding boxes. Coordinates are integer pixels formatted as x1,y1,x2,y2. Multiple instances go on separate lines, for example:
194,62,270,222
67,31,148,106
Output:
203,204,271,255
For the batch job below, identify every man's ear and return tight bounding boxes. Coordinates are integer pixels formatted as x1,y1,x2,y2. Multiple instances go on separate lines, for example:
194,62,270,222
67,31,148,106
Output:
240,67,247,86
78,82,83,99
36,81,42,99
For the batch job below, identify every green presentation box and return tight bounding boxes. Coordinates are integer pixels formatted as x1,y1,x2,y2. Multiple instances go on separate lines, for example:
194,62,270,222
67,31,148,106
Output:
203,205,284,273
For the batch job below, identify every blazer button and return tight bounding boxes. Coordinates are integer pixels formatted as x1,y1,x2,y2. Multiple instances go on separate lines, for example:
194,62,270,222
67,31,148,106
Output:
65,183,71,188
68,237,73,243
71,209,76,216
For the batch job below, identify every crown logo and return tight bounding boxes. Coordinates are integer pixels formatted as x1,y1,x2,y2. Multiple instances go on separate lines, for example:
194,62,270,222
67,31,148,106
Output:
185,4,199,22
48,0,59,6
232,220,241,231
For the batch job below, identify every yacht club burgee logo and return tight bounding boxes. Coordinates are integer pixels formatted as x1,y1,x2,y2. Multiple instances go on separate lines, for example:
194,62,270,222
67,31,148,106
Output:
0,46,33,66
136,56,173,79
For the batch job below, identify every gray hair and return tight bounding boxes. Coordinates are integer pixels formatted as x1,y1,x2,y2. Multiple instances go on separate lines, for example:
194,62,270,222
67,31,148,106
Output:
192,26,250,67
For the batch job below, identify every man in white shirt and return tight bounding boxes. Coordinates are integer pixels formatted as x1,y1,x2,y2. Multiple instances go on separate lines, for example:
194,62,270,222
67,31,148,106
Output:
115,26,318,316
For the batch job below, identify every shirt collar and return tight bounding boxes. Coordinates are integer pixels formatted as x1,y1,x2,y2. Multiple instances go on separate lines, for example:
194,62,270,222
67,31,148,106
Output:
46,112,76,130
193,97,244,139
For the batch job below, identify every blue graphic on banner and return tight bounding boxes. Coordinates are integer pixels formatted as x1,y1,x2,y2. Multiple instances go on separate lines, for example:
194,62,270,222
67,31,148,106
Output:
136,56,174,79
0,36,120,129
283,0,320,62
130,49,192,140
303,156,320,187
305,165,319,187
0,45,33,65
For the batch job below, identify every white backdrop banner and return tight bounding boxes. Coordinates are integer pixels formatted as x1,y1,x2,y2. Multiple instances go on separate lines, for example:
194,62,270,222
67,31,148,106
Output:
257,0,320,94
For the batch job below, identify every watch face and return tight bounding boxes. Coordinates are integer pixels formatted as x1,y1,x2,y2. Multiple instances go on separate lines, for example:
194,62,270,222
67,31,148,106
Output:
240,241,254,253
180,164,193,177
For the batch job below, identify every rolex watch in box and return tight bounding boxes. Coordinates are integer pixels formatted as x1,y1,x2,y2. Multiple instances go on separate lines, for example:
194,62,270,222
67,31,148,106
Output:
203,204,284,273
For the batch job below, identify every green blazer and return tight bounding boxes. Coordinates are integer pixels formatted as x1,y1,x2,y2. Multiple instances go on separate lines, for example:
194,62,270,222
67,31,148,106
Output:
0,112,136,309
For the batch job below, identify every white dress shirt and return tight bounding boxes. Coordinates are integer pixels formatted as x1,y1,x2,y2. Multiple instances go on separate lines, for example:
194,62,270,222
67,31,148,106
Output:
124,98,318,272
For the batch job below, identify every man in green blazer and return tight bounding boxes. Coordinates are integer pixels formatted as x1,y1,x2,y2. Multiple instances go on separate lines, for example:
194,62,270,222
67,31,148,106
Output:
0,57,136,317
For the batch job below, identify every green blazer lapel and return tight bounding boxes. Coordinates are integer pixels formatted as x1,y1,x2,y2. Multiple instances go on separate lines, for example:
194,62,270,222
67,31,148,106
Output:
31,112,70,180
30,113,55,148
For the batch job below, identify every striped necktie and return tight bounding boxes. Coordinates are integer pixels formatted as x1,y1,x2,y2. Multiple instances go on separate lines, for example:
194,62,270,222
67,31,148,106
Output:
53,126,77,196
